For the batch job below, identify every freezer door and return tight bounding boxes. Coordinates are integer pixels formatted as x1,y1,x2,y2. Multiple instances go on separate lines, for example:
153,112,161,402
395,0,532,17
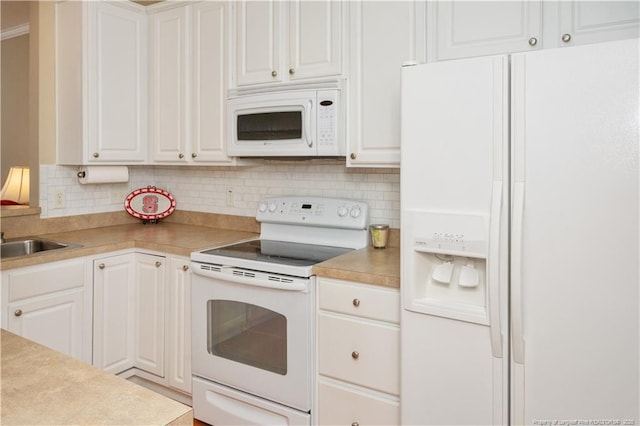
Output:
511,38,639,423
400,54,510,425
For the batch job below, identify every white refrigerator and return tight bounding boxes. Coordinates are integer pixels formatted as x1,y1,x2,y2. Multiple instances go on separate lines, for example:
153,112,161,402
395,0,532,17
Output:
400,38,639,424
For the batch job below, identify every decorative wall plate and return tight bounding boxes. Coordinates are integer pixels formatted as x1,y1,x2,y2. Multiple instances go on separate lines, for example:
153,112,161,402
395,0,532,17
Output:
124,187,176,222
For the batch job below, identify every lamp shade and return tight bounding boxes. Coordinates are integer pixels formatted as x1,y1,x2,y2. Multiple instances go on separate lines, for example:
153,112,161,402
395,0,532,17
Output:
1,166,30,204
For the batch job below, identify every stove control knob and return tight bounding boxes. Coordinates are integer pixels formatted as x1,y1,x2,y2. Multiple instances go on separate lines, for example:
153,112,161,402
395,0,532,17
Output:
350,206,361,218
268,202,278,212
258,201,268,212
337,206,349,217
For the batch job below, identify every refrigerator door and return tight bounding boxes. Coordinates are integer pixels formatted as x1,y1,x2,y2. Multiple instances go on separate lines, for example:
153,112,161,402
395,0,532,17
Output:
400,55,509,425
511,38,639,423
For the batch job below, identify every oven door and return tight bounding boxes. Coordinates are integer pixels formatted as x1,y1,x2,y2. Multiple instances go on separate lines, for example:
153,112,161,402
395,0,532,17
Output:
191,263,314,413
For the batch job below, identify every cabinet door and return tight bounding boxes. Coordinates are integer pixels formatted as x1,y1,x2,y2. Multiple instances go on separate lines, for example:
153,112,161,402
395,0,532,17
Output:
167,257,192,393
134,253,166,377
87,2,147,162
149,6,189,163
431,1,542,61
288,1,342,80
192,2,234,163
347,1,425,167
2,259,89,362
93,254,136,374
558,1,639,47
234,0,283,86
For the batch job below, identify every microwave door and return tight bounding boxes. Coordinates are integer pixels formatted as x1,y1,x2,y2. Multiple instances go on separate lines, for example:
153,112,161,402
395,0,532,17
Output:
229,99,316,157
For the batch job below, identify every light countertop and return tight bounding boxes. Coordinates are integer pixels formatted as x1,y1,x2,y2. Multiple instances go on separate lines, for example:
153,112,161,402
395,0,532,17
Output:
1,221,400,288
314,246,400,289
1,329,193,425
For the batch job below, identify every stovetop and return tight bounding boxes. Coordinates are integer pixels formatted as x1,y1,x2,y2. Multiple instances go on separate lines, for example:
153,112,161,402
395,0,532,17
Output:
191,196,370,278
192,239,353,278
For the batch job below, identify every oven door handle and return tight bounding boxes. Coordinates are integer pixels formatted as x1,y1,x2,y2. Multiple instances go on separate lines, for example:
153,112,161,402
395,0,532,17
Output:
190,263,309,292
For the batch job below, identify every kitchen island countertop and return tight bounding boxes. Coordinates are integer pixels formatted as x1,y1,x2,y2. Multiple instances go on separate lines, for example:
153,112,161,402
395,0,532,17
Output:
1,329,193,425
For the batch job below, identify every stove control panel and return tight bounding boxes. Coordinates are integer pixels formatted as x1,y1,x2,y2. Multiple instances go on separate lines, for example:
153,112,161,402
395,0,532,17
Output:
256,196,369,230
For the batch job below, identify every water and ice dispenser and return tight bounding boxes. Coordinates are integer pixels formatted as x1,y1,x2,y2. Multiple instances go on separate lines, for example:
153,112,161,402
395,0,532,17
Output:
403,211,491,325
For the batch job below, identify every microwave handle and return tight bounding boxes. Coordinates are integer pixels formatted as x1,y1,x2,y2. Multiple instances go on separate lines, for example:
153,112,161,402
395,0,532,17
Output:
305,100,313,148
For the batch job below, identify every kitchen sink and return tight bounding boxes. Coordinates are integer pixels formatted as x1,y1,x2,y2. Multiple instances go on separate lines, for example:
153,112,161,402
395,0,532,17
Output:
0,239,80,259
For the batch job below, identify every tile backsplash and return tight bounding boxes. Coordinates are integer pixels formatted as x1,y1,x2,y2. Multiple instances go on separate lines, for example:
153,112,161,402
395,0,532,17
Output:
40,162,400,228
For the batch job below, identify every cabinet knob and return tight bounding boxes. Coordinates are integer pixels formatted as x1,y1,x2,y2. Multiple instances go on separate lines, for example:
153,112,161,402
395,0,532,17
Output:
528,37,538,47
183,265,189,271
351,351,359,360
178,153,184,159
289,68,295,75
98,263,105,269
271,70,278,77
350,152,357,160
155,261,162,267
191,153,197,158
93,152,100,158
352,423,360,426
14,309,22,317
352,298,360,307
561,33,572,43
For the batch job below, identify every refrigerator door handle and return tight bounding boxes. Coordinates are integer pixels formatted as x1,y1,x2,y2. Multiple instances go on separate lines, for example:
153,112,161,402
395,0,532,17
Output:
512,181,526,364
488,180,503,358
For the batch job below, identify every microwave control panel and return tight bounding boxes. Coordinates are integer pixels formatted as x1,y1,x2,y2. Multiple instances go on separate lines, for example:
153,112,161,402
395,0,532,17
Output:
316,90,340,155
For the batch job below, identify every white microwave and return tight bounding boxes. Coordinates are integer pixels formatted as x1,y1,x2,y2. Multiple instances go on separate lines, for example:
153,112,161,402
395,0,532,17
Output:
227,89,344,157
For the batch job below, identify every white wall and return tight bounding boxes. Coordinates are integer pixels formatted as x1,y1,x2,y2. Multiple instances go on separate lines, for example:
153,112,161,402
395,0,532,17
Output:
41,162,400,228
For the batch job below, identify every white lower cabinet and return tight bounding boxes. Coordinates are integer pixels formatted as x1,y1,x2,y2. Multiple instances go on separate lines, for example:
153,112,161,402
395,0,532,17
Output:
92,251,191,396
167,256,192,394
317,278,400,425
1,258,91,363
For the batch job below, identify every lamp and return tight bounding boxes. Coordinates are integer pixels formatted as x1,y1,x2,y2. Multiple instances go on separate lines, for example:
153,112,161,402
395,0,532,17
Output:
1,166,30,205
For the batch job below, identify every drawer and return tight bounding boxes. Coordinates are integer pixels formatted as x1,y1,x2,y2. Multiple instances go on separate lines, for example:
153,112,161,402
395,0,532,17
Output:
5,259,86,302
318,278,399,324
318,312,399,395
318,378,399,426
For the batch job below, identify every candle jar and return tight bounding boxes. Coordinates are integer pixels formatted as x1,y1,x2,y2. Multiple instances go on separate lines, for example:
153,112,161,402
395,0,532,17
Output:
370,224,390,249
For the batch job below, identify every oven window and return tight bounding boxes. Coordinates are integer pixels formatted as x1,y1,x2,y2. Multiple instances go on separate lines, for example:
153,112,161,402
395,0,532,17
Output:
207,300,287,375
237,111,302,140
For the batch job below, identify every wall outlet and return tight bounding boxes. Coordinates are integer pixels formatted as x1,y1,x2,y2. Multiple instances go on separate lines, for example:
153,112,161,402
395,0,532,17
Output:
226,188,234,207
53,189,66,209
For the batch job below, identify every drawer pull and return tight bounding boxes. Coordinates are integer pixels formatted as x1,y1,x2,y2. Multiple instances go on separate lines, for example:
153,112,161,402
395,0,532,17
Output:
352,298,360,307
352,423,360,426
351,351,359,360
14,309,22,317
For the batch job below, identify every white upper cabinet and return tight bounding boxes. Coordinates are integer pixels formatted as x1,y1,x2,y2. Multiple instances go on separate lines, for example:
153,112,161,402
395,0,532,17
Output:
557,1,639,47
232,0,343,88
191,2,233,163
430,1,640,62
429,1,542,61
56,1,147,164
347,1,426,167
149,2,234,164
148,5,189,163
